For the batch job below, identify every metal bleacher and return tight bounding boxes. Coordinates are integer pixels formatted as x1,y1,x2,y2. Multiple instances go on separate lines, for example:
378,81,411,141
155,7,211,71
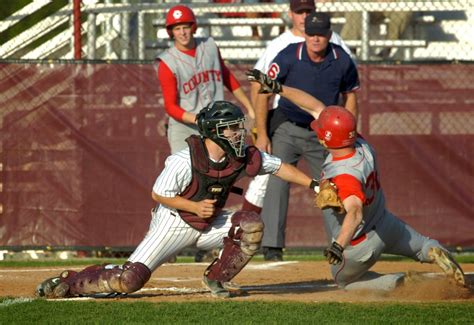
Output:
146,1,469,62
0,1,472,62
149,15,429,61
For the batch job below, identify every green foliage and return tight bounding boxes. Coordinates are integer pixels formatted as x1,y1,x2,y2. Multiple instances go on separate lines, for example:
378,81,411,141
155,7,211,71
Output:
0,0,30,20
0,0,68,46
0,299,473,324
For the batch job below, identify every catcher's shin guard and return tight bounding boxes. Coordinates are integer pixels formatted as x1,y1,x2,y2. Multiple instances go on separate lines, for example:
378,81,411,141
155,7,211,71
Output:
204,211,263,283
58,262,151,296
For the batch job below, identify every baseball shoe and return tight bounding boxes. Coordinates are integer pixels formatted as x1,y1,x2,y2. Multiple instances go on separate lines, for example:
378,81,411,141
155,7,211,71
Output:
202,275,231,298
166,254,177,264
222,281,248,296
195,250,218,263
222,281,240,291
428,247,466,287
263,247,283,262
36,276,70,298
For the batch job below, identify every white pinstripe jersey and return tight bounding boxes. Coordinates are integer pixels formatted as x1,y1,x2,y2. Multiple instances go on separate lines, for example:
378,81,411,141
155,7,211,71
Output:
152,146,282,214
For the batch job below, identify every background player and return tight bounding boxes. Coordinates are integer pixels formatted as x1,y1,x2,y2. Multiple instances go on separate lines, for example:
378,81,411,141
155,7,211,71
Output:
36,101,319,299
157,5,255,262
157,5,255,154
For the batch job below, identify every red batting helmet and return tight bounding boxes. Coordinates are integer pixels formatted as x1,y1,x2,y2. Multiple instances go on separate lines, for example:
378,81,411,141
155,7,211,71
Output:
310,106,357,149
165,5,197,37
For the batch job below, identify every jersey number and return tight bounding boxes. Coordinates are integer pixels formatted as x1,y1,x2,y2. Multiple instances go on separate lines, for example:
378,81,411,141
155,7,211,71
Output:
267,63,280,80
364,171,380,205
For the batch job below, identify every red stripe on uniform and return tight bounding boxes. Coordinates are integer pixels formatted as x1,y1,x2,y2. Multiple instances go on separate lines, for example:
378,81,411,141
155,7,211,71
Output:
297,43,304,60
350,233,367,246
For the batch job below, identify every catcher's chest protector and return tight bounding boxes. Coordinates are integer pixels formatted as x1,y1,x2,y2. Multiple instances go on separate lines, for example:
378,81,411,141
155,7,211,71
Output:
178,135,262,230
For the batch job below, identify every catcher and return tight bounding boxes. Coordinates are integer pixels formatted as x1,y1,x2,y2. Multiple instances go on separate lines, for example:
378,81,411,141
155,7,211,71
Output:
36,100,320,299
248,69,467,290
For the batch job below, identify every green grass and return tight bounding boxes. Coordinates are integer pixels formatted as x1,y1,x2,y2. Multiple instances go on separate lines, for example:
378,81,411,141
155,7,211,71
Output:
0,299,473,324
0,254,473,323
1,252,473,267
0,258,128,268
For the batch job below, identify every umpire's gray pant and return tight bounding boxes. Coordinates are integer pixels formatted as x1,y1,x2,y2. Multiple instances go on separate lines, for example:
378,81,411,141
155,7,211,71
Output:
261,121,327,248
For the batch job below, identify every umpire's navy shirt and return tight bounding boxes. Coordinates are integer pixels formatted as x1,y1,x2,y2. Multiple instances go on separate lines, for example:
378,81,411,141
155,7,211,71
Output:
268,42,360,126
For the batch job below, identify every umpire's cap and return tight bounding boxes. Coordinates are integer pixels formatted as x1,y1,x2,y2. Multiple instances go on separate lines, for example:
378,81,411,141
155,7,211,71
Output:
305,12,331,36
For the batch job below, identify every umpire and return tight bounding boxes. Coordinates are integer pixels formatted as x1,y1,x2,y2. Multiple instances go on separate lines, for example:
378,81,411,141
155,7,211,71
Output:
255,12,360,260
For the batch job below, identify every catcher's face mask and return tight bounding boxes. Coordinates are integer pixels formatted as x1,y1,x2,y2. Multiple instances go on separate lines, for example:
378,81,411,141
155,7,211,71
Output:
216,118,246,158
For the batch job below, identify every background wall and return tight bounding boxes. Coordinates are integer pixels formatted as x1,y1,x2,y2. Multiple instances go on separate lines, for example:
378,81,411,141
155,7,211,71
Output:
1,62,472,249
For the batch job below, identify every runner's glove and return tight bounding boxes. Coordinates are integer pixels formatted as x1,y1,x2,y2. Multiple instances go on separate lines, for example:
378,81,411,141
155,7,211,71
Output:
324,241,344,265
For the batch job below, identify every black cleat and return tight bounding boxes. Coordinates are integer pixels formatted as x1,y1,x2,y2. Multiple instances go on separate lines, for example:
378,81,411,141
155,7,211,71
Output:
202,275,231,298
263,247,283,262
36,276,70,298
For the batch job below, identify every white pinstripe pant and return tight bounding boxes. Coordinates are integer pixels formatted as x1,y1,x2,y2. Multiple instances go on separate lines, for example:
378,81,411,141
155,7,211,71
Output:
128,208,234,272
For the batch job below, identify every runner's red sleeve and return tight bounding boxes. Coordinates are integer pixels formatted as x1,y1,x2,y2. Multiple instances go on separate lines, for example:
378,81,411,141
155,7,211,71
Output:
157,61,186,122
219,50,241,91
332,174,365,203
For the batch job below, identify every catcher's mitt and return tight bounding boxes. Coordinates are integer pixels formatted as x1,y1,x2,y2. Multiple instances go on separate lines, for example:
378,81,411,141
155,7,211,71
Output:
246,69,282,94
315,180,345,214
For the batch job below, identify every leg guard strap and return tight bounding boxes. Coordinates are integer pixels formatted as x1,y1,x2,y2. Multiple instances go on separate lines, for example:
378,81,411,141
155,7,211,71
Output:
204,238,252,283
204,211,263,283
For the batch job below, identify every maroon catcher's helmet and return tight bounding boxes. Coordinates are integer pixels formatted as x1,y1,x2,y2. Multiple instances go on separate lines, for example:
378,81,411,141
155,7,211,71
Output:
310,106,357,149
165,5,197,37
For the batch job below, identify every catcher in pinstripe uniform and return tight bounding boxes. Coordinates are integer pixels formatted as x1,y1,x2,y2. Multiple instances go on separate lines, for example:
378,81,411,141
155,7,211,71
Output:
36,101,320,299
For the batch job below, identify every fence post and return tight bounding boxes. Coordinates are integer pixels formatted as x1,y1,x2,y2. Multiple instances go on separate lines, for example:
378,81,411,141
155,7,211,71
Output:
121,0,130,60
105,0,113,59
138,11,145,60
73,0,82,59
87,12,96,59
361,10,369,61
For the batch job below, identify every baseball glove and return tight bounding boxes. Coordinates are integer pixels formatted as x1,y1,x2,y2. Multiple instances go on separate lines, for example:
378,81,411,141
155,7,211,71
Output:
315,180,346,214
246,69,282,94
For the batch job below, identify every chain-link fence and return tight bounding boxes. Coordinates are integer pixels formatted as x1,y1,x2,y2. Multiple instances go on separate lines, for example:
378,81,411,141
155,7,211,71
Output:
1,1,473,250
0,1,472,62
1,62,473,249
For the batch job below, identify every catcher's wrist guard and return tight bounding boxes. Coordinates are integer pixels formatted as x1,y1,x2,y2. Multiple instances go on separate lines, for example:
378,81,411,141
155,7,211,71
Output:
309,179,320,193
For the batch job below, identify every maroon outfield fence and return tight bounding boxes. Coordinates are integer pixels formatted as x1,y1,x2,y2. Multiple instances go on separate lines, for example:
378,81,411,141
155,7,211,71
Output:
0,62,473,250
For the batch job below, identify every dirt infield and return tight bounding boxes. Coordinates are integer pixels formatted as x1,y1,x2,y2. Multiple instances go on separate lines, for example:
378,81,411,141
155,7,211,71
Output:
1,261,472,302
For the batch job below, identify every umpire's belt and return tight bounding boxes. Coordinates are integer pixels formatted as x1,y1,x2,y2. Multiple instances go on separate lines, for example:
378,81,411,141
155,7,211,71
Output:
288,120,312,131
